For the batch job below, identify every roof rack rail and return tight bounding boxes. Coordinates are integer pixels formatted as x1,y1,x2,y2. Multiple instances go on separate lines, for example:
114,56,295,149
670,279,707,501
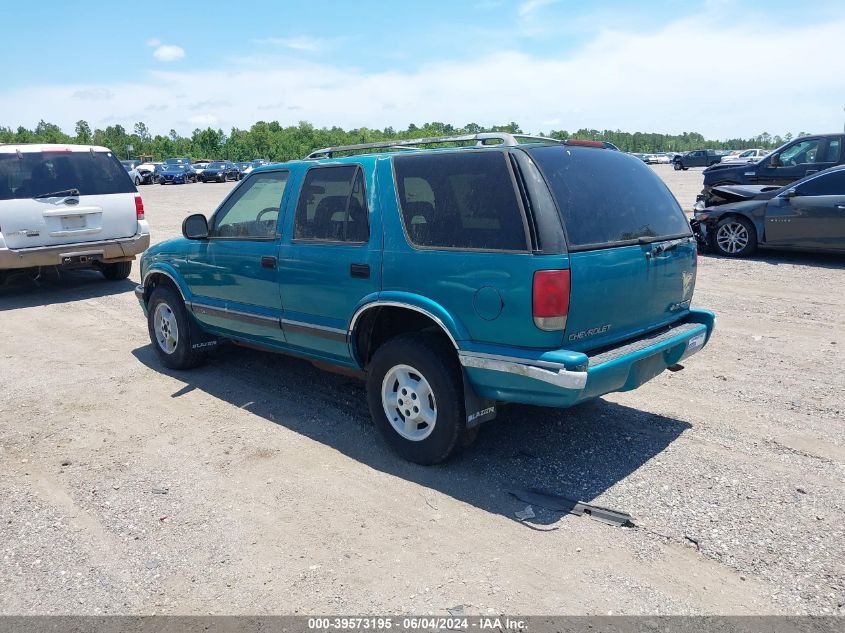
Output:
305,132,562,159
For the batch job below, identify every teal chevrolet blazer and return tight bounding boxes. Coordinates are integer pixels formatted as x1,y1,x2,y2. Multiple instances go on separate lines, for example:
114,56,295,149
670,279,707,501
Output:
135,133,715,464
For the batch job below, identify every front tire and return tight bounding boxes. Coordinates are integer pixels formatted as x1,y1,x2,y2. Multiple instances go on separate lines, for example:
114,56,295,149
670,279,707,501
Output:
134,176,141,185
101,261,132,280
366,333,465,465
147,285,207,370
713,216,757,257
673,162,682,171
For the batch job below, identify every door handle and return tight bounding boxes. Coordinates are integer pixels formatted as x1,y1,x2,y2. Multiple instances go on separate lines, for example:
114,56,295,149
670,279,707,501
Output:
261,256,277,269
836,204,845,210
350,263,370,279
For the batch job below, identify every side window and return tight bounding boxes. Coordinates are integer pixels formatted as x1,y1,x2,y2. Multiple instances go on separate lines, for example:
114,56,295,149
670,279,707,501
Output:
393,151,528,251
797,171,845,197
825,139,841,163
211,170,289,238
294,165,369,243
780,139,821,166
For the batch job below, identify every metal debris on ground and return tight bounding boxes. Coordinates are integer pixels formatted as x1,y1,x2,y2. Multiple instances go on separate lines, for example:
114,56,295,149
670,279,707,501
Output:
514,505,536,521
508,488,633,527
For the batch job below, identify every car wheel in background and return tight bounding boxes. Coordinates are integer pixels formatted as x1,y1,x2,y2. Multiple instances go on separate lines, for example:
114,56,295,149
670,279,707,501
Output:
673,162,682,171
100,261,132,281
134,176,140,185
366,332,465,465
713,216,757,257
146,285,208,370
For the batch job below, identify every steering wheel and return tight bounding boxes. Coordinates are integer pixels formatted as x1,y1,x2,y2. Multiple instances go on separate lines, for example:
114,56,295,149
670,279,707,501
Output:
256,207,279,222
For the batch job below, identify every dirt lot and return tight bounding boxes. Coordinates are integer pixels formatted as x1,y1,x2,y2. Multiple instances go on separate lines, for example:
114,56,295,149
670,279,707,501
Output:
1,166,843,616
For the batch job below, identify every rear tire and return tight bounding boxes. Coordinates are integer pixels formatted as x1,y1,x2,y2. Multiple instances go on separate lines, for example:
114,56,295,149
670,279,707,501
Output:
101,261,132,280
146,285,207,370
713,216,757,257
366,333,465,465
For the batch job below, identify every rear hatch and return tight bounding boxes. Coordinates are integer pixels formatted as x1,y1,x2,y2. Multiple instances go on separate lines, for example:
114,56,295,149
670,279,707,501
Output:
0,146,138,249
528,145,697,352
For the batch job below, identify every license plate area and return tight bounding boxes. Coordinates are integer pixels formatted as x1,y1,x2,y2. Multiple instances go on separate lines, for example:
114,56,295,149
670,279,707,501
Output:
686,332,706,352
61,215,86,230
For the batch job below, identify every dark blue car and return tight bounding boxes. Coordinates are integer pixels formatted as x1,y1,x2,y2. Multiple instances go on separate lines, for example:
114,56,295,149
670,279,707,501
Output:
159,164,193,185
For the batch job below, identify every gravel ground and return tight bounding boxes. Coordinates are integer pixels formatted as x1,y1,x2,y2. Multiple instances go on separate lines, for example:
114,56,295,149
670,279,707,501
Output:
0,166,843,616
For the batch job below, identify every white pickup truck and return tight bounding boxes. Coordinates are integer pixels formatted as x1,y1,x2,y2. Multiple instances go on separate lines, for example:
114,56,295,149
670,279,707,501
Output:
0,144,150,282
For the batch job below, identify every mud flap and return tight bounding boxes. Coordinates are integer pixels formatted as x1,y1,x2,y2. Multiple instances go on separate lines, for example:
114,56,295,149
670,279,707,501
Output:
462,369,497,428
186,311,219,351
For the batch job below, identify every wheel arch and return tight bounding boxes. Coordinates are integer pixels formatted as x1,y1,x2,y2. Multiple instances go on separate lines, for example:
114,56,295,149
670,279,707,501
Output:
140,266,190,307
349,297,467,368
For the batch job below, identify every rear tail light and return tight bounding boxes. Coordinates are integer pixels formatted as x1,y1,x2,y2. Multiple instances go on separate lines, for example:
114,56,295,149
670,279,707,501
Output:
533,270,570,331
135,195,145,220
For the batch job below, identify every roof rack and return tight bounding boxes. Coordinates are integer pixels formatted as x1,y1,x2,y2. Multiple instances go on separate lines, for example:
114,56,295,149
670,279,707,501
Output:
304,132,562,159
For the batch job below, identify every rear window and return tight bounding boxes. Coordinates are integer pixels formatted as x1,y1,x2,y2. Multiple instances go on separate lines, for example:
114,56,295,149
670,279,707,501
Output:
528,145,690,249
393,151,528,251
0,150,135,201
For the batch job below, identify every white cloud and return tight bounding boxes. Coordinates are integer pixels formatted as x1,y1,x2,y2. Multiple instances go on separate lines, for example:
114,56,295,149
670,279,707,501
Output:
253,36,326,52
518,0,559,18
2,10,844,140
187,114,219,127
152,44,185,62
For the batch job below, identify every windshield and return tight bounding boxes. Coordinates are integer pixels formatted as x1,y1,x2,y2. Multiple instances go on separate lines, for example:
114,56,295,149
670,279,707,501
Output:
0,151,135,201
208,162,225,169
527,145,691,250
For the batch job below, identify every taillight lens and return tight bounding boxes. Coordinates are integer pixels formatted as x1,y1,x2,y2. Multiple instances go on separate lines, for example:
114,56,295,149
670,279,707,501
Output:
135,195,145,220
533,270,570,331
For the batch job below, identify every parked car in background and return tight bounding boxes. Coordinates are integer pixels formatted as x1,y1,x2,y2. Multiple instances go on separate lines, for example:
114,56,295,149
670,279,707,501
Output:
136,162,162,185
655,153,671,164
692,165,845,257
719,148,768,164
159,164,195,185
121,162,142,186
200,160,239,182
235,161,253,178
251,159,270,167
643,154,659,164
121,159,141,171
191,163,210,180
673,150,721,170
0,144,150,282
134,133,713,464
700,134,845,206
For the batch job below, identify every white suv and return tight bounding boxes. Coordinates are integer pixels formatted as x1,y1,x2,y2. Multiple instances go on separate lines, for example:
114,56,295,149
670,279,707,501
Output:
0,144,150,282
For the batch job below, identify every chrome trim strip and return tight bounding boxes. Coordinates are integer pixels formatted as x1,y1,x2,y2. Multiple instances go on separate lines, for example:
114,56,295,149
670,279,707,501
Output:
348,301,459,349
191,302,281,327
281,318,347,336
282,319,347,342
459,354,588,390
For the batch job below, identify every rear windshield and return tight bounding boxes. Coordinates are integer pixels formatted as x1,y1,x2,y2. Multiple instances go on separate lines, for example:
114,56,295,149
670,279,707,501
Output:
528,145,690,250
0,151,135,201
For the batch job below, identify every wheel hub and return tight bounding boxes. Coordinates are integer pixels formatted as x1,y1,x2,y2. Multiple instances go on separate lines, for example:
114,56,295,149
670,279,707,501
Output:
381,364,437,442
716,222,748,254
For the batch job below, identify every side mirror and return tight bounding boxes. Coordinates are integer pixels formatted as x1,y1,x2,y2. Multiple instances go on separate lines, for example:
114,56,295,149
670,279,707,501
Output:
769,153,781,167
784,188,797,199
182,213,209,239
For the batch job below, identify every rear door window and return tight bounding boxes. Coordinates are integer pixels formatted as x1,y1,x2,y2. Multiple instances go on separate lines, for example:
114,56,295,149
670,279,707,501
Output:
528,145,691,250
293,165,369,243
393,151,529,251
796,171,845,196
0,150,135,200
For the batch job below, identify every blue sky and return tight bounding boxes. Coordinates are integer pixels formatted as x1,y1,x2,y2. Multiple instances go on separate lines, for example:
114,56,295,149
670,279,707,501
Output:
2,0,844,138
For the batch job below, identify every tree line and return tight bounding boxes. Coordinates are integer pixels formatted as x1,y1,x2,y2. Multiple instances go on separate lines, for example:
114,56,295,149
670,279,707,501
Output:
0,119,811,162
